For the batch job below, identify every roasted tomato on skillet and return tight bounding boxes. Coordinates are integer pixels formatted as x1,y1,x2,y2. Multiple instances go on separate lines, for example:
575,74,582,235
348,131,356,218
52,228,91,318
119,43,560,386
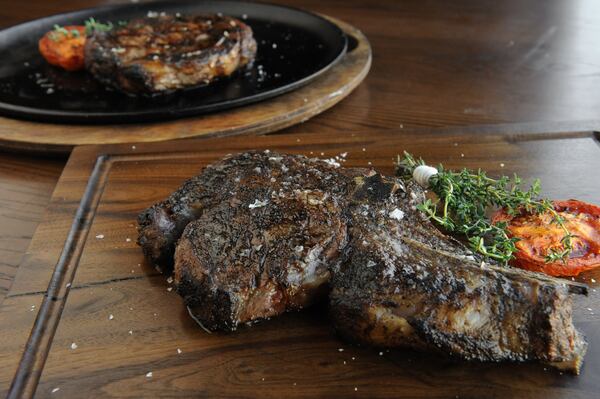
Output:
38,25,86,71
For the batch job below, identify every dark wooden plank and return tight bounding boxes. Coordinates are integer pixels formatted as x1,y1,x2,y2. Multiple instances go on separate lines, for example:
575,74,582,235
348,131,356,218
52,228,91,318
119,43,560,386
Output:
0,152,64,305
1,126,599,398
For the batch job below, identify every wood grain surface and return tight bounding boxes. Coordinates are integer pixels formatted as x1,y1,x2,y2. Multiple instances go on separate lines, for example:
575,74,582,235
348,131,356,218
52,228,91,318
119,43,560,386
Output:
0,153,64,304
1,126,600,398
0,17,371,154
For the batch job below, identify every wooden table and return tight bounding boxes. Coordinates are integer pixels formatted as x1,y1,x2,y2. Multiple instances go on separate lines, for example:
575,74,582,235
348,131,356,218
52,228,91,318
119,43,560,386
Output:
1,0,600,382
2,0,600,301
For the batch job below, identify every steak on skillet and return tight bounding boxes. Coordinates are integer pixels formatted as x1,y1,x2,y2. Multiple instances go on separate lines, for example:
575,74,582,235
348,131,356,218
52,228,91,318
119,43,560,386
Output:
85,13,257,94
138,151,587,372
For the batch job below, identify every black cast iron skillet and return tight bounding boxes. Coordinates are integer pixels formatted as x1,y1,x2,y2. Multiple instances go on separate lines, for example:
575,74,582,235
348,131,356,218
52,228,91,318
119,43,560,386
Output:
0,0,347,123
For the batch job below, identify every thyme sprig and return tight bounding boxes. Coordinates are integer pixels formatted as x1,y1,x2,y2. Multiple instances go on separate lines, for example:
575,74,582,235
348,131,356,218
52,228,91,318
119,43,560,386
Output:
49,24,81,41
48,17,115,41
396,152,575,265
84,18,114,35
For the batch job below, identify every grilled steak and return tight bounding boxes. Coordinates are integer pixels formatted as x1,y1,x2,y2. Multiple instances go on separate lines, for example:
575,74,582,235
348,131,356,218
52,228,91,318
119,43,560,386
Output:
138,151,364,272
85,13,257,94
175,188,347,331
138,151,587,372
330,174,588,374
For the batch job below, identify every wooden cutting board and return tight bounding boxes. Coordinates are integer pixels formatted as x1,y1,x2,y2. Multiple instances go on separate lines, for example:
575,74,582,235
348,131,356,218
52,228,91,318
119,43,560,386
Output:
1,124,600,398
0,17,370,154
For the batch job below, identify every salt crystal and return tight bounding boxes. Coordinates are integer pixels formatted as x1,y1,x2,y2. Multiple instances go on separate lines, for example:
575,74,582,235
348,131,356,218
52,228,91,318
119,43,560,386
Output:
177,348,182,354
167,277,174,284
126,238,132,242
129,330,133,335
338,348,344,352
249,199,268,209
389,208,405,221
323,158,341,168
70,342,78,350
109,314,114,320
95,234,104,239
51,387,60,393
500,163,505,168
146,371,153,378
592,278,596,283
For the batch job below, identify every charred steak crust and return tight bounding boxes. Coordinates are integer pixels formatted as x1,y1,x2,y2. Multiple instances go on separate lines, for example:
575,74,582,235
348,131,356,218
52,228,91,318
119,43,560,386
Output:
175,189,347,331
330,175,587,373
137,151,367,272
85,14,257,94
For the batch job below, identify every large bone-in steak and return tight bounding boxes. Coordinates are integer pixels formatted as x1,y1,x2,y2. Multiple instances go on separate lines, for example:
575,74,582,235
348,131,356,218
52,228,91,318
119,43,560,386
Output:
137,151,587,372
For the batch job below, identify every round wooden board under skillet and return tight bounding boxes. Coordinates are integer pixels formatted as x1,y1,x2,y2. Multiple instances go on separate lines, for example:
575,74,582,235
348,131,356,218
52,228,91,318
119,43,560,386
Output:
0,17,370,154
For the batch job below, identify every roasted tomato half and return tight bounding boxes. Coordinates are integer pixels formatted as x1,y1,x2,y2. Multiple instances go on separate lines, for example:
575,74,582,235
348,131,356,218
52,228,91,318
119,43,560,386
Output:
38,26,86,71
492,200,600,277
